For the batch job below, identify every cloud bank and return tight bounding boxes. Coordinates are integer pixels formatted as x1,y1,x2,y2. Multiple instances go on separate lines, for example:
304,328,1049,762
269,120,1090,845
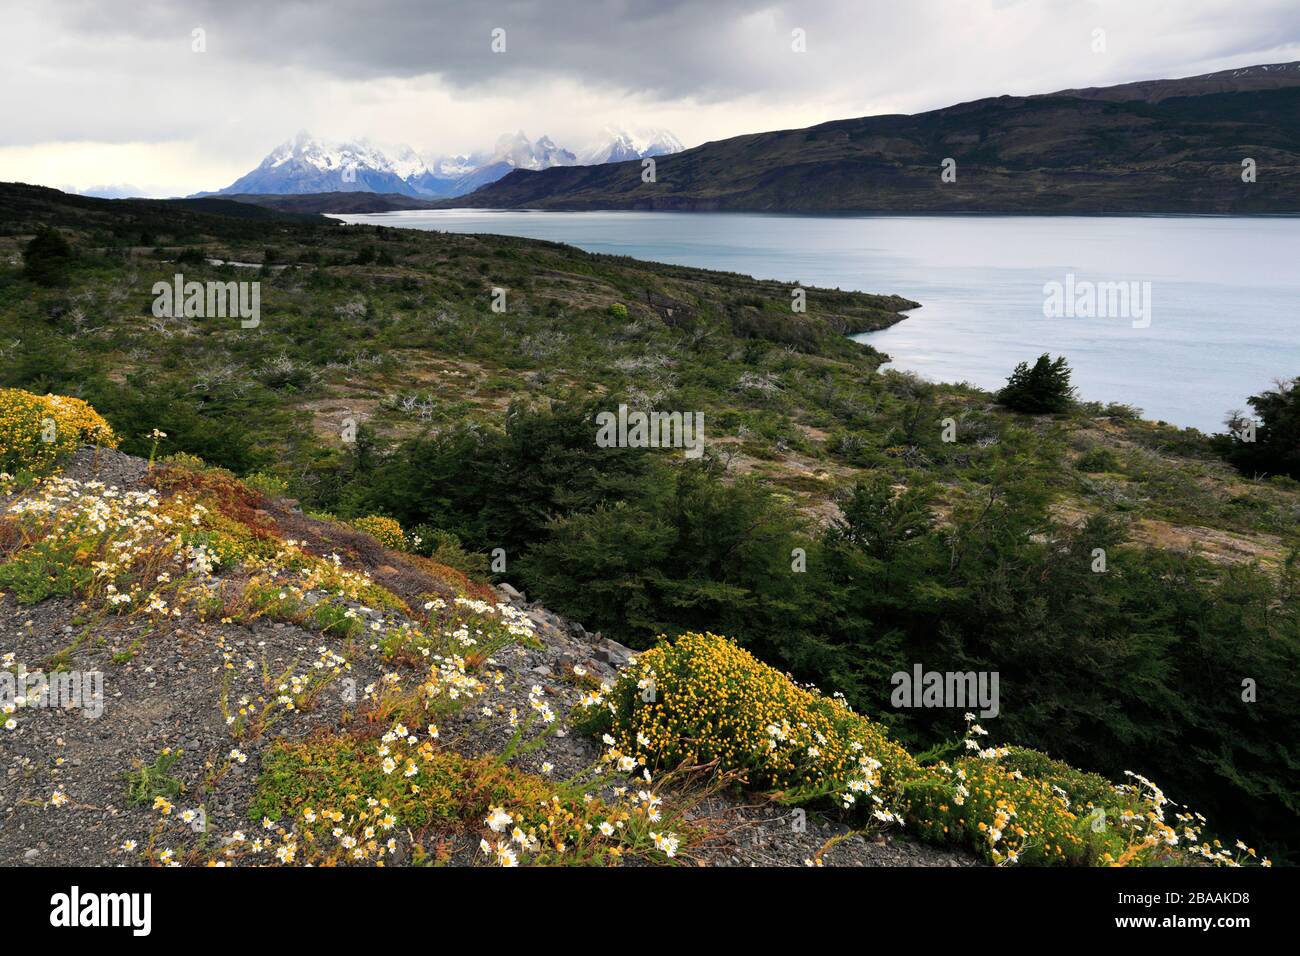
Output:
3,0,1298,195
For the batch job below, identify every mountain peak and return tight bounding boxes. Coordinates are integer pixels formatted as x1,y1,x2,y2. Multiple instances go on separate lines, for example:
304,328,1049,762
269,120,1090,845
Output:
489,132,576,171
220,134,430,196
578,127,683,166
211,126,680,198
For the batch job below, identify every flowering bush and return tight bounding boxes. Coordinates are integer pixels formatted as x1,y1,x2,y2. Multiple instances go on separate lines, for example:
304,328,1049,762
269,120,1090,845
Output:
577,632,914,814
0,473,407,644
219,644,703,867
376,595,539,664
0,388,117,476
0,477,214,608
350,515,407,551
898,751,1268,867
242,709,696,867
578,632,1269,867
900,755,1097,865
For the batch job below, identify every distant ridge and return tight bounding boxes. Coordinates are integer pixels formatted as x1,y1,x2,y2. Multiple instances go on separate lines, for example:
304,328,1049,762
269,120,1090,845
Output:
201,128,684,202
220,192,442,215
0,181,329,223
446,62,1300,214
1053,60,1300,103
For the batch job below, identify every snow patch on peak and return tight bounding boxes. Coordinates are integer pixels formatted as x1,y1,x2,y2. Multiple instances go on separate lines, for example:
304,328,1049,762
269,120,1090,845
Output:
579,126,684,165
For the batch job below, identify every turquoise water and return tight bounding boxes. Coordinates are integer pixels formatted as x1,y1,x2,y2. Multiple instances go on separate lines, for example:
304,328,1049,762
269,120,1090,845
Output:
334,209,1300,433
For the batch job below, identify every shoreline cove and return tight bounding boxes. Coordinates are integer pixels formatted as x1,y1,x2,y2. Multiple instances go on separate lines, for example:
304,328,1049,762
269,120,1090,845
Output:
335,209,1300,433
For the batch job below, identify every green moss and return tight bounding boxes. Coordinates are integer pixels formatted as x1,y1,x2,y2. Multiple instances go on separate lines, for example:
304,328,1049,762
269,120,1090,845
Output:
123,749,185,805
250,735,556,832
0,540,95,603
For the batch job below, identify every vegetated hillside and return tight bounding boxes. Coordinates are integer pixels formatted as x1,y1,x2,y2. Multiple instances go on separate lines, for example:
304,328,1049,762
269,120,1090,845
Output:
449,66,1300,213
1055,60,1300,103
1,183,1297,860
224,191,444,215
0,429,1268,868
0,439,987,867
0,182,330,225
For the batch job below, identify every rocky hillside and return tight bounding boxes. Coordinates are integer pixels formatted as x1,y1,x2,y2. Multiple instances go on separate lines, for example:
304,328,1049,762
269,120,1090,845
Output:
0,443,978,868
1055,61,1300,103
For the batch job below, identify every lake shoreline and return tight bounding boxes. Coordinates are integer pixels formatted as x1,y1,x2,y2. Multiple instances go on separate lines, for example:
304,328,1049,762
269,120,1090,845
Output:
334,209,1300,434
330,207,1300,220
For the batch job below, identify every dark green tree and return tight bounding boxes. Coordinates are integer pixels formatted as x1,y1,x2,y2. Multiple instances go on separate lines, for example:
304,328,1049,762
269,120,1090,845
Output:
22,226,74,286
1217,376,1300,479
996,354,1075,413
520,463,808,648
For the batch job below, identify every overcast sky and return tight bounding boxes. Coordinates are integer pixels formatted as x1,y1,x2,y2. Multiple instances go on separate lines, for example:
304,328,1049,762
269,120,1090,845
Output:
2,0,1298,196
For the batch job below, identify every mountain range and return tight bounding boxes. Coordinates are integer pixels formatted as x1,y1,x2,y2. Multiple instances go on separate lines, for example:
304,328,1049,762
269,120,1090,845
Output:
205,127,683,199
445,62,1300,214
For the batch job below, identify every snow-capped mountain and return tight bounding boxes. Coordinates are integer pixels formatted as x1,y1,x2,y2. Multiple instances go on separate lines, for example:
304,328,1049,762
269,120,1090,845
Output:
488,131,578,171
213,132,436,196
436,131,580,196
76,184,148,199
640,128,686,158
578,127,685,166
208,127,680,199
428,154,477,179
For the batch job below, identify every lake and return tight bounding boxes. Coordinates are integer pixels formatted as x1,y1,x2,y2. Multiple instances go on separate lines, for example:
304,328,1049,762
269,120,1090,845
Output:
333,210,1300,433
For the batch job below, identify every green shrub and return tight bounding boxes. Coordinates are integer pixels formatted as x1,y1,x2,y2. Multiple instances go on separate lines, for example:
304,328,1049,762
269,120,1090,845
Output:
22,226,73,286
1217,376,1300,480
123,749,185,805
243,471,290,499
1076,447,1120,472
997,354,1075,414
897,756,1103,865
158,451,208,472
999,746,1126,813
0,539,95,603
409,523,489,577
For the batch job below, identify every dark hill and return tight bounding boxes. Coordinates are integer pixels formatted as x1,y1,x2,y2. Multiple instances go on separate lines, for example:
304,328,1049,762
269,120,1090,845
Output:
450,64,1300,213
220,191,443,215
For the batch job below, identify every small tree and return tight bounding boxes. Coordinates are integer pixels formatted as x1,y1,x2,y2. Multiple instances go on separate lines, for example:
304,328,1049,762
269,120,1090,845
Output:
997,354,1075,413
1218,376,1300,479
22,226,73,286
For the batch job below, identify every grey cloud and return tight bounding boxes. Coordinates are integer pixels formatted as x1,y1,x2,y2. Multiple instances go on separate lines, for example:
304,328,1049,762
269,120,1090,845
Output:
5,0,1300,159
37,0,807,100
41,0,1300,102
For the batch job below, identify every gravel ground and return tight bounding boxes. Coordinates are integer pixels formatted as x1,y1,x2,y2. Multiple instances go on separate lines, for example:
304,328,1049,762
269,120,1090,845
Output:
55,445,151,490
0,593,393,866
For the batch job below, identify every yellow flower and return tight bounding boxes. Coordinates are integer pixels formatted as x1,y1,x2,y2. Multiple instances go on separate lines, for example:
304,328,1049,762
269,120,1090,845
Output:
0,388,117,476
